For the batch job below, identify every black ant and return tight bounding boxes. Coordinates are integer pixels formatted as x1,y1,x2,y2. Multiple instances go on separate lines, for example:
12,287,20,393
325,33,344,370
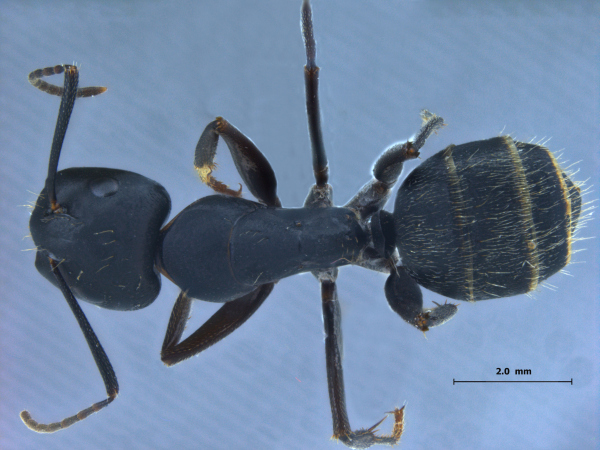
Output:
24,1,582,448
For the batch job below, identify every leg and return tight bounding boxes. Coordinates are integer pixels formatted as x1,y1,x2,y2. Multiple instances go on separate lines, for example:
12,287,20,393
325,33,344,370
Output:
301,0,328,188
345,110,445,219
385,266,458,332
321,280,405,448
20,258,118,433
301,0,336,209
194,117,281,207
161,283,274,367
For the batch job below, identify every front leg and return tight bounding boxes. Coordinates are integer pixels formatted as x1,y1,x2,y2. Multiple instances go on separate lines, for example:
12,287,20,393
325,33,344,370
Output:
195,117,281,207
321,280,405,449
161,283,274,366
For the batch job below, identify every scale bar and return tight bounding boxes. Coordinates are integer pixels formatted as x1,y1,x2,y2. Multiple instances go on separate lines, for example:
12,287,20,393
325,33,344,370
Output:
453,378,573,385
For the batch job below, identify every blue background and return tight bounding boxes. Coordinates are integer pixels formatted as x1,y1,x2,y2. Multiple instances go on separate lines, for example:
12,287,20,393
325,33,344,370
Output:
1,1,598,449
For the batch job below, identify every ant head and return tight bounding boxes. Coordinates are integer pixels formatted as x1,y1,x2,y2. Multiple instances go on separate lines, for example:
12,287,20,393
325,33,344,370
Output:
28,65,172,310
31,167,171,310
30,167,171,310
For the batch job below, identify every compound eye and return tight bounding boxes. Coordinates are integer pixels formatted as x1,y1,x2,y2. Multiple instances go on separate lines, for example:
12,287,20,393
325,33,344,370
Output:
90,177,119,197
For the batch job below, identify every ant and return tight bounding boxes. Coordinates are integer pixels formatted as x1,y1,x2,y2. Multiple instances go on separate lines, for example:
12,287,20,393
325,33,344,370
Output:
24,1,582,448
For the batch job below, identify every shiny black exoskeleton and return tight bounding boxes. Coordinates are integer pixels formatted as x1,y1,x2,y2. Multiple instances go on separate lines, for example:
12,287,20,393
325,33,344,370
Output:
23,1,582,448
